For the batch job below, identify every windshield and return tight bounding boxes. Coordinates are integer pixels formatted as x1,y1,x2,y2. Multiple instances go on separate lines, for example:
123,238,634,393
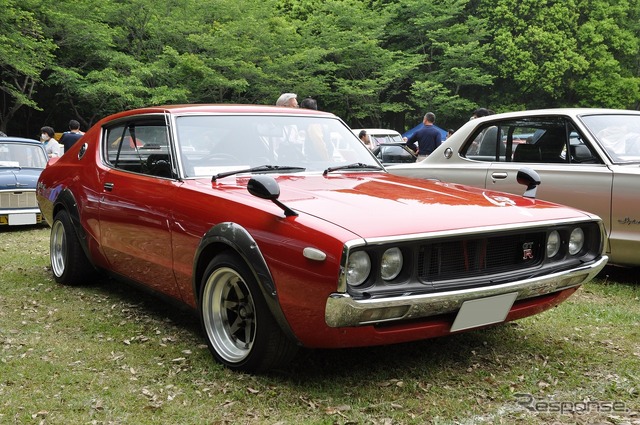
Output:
0,143,47,168
581,114,640,163
176,115,379,178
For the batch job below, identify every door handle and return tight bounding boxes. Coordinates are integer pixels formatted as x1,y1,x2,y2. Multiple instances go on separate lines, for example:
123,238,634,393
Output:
104,182,114,191
490,172,508,181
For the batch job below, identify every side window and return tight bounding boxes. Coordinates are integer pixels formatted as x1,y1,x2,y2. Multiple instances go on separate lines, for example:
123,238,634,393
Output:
464,125,504,162
463,117,599,165
104,119,174,178
509,119,574,164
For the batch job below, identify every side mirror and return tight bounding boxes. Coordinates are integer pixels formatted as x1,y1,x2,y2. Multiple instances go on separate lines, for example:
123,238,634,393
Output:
247,175,298,217
517,167,541,199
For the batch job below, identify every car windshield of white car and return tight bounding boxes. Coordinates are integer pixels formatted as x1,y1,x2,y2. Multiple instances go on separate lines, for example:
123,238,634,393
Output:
581,114,640,164
176,115,379,178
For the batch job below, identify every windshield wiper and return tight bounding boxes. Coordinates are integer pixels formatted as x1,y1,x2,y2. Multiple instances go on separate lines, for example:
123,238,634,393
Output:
322,162,384,176
212,165,305,182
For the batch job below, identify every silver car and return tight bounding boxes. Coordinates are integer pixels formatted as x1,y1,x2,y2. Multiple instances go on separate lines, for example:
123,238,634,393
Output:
388,108,640,267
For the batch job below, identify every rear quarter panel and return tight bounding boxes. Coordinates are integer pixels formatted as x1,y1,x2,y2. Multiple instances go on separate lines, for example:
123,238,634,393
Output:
609,165,640,266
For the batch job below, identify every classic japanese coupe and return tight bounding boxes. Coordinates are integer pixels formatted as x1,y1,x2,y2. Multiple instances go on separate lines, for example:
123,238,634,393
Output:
1,137,48,226
387,108,640,267
36,105,607,372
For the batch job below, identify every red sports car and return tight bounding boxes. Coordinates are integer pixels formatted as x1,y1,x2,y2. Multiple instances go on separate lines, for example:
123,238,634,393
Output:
36,105,607,372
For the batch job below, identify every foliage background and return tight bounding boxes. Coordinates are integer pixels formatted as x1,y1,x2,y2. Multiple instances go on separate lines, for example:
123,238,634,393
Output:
2,0,640,137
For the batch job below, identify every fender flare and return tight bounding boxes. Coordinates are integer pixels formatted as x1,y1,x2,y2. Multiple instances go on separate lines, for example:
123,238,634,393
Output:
53,188,96,268
193,222,299,344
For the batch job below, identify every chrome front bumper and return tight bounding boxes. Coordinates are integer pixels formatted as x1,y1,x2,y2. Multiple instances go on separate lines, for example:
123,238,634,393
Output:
325,256,608,328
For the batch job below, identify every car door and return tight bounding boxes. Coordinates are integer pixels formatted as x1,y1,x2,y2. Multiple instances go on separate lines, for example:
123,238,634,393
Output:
478,117,613,246
98,116,184,300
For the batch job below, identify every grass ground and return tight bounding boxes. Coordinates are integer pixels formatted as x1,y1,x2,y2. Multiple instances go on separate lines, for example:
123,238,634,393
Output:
1,226,639,424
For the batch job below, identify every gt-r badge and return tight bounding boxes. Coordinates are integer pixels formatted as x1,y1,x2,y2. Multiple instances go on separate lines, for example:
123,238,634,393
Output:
522,242,534,260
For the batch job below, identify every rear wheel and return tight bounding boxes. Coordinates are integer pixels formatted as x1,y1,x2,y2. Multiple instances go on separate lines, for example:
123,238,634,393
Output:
50,210,95,285
199,252,297,372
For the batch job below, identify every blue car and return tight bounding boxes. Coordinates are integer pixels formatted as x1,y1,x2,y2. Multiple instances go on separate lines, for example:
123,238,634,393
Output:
0,137,48,226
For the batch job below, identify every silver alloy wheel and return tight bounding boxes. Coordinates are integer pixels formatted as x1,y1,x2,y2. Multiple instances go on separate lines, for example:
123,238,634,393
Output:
50,219,67,278
201,266,256,364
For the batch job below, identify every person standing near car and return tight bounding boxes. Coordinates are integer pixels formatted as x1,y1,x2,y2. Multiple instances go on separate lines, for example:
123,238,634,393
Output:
406,112,441,160
59,119,84,154
40,126,61,158
468,108,495,154
359,130,372,149
300,97,332,160
276,93,299,108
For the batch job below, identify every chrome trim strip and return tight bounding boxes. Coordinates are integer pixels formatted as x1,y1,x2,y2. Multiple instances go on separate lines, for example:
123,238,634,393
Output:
350,216,600,247
326,256,608,328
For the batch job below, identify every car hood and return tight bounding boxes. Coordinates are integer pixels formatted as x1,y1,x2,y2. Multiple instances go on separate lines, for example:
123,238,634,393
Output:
216,172,593,239
0,168,41,190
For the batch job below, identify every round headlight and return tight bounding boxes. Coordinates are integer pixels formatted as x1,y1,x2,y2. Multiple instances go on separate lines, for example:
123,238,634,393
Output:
346,251,371,286
381,247,403,281
568,227,584,255
547,230,561,258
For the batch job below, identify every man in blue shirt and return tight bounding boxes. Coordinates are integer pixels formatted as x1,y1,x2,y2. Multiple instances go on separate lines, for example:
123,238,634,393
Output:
406,112,442,159
59,120,84,154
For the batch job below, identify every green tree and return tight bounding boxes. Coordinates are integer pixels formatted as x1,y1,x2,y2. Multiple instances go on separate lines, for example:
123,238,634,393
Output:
479,0,640,110
383,0,495,128
0,0,57,133
291,0,415,127
42,0,191,127
571,0,640,108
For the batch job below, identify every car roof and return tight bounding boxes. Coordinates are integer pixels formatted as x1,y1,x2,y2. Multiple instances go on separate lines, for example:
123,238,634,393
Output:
475,108,640,122
103,104,336,121
0,137,42,145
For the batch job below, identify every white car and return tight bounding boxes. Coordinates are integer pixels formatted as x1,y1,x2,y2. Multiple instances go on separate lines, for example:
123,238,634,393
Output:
352,128,403,148
387,108,640,267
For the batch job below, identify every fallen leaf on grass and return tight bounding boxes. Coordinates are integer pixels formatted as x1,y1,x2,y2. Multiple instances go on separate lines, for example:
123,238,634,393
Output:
378,379,404,387
299,396,318,409
31,411,48,419
325,405,351,414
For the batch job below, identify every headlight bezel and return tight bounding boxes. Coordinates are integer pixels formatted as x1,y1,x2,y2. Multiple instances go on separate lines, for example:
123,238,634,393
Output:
343,245,408,289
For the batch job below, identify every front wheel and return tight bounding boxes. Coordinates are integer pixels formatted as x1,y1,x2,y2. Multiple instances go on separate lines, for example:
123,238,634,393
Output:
199,253,297,372
50,210,95,285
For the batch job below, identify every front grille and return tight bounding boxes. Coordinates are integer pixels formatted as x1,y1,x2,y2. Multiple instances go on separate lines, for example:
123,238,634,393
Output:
418,232,545,283
0,191,38,209
344,221,602,300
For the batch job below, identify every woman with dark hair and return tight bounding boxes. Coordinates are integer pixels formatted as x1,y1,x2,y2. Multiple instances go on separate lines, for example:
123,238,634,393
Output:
40,126,61,158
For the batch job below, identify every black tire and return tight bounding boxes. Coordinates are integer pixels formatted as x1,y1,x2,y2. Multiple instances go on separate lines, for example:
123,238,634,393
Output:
199,252,298,372
50,210,95,285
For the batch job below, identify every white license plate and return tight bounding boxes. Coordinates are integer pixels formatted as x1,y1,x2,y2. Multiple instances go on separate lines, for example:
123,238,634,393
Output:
8,213,37,225
450,292,518,332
